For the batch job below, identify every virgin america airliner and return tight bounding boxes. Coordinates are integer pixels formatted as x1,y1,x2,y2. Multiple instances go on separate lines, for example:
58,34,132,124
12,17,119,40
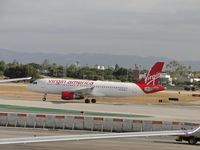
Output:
28,62,165,103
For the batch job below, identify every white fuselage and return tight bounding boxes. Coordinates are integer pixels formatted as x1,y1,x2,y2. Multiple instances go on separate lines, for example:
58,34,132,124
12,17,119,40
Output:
28,79,145,97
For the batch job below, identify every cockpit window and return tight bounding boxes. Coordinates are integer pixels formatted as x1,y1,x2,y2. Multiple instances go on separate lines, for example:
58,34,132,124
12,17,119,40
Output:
32,81,37,84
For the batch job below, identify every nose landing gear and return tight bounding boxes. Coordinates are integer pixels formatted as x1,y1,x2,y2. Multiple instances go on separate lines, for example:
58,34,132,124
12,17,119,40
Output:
42,93,47,101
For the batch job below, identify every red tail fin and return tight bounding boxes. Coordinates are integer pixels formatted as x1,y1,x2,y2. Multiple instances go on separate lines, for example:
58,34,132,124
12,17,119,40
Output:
137,62,164,86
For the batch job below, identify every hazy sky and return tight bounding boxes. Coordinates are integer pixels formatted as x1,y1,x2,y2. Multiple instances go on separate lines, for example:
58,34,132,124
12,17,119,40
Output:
0,0,200,60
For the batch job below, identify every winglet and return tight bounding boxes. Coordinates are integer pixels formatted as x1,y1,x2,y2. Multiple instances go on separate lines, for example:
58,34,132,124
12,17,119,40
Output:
188,126,200,135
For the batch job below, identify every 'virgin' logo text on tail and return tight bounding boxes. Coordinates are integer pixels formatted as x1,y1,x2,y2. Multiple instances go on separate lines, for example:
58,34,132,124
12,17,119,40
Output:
145,72,160,85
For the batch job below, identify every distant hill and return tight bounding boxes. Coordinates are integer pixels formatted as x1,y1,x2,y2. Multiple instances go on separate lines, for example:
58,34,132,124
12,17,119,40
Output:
0,49,199,70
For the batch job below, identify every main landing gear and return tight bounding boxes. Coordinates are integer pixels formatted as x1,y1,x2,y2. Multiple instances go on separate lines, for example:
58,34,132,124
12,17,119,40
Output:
85,98,96,104
41,93,96,104
42,93,47,101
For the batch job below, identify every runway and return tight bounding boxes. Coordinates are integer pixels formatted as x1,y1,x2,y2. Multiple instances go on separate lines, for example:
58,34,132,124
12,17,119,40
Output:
0,128,199,150
0,88,200,149
0,97,200,123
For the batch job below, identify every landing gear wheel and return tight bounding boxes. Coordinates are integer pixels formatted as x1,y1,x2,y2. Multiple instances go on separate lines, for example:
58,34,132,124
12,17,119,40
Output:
91,99,96,103
85,99,90,103
188,137,197,145
42,93,47,101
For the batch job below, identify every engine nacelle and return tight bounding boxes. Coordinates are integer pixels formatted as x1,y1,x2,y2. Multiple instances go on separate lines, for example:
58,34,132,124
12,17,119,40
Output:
61,91,75,100
61,91,85,100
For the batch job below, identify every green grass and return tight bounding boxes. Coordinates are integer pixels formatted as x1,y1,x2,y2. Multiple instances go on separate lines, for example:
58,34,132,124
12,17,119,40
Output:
0,104,151,118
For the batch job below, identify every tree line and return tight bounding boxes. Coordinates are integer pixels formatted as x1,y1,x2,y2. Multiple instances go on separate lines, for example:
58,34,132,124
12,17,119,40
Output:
1,59,199,86
0,59,139,82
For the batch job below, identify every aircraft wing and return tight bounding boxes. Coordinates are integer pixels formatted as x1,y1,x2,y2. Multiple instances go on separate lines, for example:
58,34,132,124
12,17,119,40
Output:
72,87,94,95
0,77,32,83
0,126,199,145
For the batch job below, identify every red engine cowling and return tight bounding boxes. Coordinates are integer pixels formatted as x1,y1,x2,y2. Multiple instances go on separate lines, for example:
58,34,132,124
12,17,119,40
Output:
61,91,75,100
61,91,85,100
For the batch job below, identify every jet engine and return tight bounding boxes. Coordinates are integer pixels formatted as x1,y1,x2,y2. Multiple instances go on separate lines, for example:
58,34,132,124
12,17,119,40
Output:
61,91,84,100
61,91,74,100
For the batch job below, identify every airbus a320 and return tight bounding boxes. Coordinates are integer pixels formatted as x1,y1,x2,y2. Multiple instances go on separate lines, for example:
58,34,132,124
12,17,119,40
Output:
28,62,165,103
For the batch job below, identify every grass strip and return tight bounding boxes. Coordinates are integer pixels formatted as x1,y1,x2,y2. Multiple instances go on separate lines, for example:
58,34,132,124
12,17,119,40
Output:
0,104,150,118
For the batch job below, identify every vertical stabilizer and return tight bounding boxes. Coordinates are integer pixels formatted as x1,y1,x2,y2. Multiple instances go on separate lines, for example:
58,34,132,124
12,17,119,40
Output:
137,62,164,86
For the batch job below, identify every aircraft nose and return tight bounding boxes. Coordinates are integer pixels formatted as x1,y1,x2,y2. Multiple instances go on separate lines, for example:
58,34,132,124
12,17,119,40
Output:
27,84,32,91
27,82,37,92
